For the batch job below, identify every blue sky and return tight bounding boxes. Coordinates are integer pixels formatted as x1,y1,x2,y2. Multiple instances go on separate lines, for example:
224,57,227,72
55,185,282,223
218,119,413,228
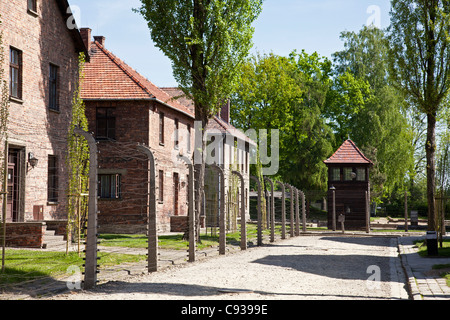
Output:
70,0,392,87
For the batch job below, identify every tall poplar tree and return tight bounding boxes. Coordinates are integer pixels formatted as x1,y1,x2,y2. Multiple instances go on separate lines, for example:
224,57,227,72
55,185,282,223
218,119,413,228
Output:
387,0,450,230
135,0,263,228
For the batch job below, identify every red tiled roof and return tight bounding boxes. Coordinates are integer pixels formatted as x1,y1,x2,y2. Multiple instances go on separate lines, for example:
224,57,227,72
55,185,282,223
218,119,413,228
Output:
81,41,194,118
324,139,373,165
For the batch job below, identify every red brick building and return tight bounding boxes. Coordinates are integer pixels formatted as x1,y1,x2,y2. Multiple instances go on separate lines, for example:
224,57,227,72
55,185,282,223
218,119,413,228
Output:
1,0,87,223
81,29,254,233
80,29,195,233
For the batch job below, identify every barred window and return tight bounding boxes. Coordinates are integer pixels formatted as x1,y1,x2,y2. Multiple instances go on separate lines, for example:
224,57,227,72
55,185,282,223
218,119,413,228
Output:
331,168,340,181
10,48,22,99
98,174,121,199
344,168,353,181
159,112,165,145
159,170,164,201
49,64,59,111
48,155,58,202
96,108,116,140
356,168,366,181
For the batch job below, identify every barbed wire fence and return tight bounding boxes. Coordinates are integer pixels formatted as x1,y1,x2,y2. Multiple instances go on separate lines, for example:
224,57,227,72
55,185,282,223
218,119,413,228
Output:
0,128,307,295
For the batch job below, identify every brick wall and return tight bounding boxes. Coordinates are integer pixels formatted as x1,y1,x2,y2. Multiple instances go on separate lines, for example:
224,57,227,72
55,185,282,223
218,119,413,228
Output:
85,99,194,233
0,0,82,222
1,222,47,248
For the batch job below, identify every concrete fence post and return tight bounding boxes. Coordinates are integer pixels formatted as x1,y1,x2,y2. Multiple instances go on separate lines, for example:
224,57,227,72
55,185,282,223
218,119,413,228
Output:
300,190,306,233
295,188,300,236
232,171,246,250
276,181,286,239
137,144,158,271
210,164,226,255
250,176,262,246
264,177,275,242
74,128,98,290
178,155,195,262
287,184,294,237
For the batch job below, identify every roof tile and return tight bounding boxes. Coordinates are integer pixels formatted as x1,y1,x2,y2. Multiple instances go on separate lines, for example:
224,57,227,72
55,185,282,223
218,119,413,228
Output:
81,41,194,117
324,139,373,165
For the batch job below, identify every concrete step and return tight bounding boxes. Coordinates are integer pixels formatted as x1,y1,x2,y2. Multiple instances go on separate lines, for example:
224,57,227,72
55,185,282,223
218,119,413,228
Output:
43,230,70,251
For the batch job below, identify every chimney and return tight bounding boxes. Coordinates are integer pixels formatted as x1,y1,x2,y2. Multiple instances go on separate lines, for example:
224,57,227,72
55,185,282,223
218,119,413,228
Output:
80,28,91,53
94,36,105,47
220,99,230,124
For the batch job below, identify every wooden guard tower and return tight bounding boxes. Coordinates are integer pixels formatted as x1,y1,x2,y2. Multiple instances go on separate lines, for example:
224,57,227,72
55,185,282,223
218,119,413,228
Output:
324,139,373,230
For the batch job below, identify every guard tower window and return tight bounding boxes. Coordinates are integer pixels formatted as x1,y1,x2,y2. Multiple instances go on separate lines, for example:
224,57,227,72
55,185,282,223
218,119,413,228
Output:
331,168,340,181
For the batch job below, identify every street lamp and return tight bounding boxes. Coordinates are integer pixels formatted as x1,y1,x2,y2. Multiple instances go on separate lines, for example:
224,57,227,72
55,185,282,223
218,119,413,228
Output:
28,153,38,168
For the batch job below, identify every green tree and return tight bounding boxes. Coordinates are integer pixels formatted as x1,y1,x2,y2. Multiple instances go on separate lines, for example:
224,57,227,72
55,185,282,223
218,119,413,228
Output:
387,0,450,230
67,52,89,255
328,26,414,203
135,0,262,231
231,51,334,192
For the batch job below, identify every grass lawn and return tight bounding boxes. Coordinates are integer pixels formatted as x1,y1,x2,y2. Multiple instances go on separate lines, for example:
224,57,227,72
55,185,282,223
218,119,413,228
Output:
0,249,146,286
414,239,450,257
98,224,303,251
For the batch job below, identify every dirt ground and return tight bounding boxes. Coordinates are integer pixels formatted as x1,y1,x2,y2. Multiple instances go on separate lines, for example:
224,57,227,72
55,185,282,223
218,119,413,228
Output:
48,235,409,301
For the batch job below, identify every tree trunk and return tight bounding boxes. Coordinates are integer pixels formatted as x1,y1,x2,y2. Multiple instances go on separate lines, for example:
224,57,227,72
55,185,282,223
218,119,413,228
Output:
426,112,437,231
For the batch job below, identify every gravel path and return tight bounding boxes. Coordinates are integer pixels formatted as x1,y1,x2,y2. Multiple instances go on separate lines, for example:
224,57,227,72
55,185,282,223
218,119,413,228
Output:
51,235,409,300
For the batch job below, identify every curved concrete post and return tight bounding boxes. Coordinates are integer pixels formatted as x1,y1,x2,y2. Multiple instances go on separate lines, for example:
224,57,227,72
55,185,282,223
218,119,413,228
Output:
232,171,246,250
264,177,275,242
276,181,286,239
177,154,195,262
73,128,98,289
299,190,306,233
250,176,262,246
210,164,226,255
137,144,158,271
286,184,295,237
294,188,300,236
